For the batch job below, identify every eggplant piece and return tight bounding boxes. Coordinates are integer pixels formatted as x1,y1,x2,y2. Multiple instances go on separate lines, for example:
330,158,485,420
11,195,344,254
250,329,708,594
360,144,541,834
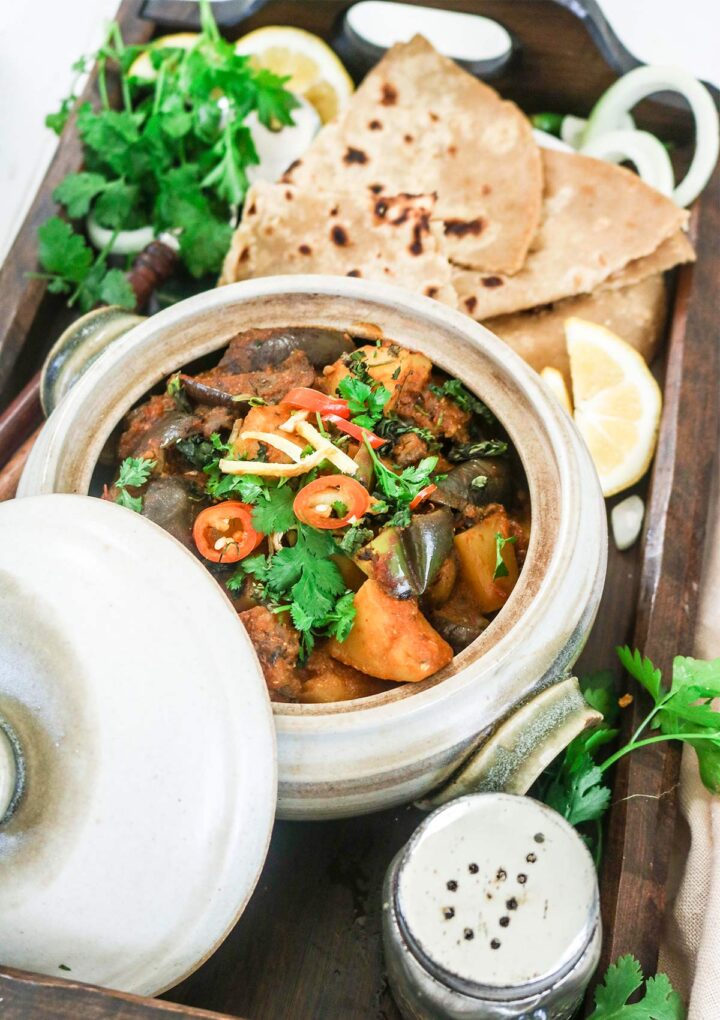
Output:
402,510,454,594
179,374,250,410
430,612,489,654
141,477,197,548
354,510,454,598
355,528,415,598
225,327,356,373
128,411,198,461
433,458,512,511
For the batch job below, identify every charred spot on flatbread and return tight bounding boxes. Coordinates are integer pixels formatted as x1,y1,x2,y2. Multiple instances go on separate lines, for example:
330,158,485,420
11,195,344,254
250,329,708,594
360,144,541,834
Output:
331,225,349,246
444,218,485,238
426,286,439,298
482,276,504,288
298,244,312,255
404,134,414,144
381,82,398,105
347,269,362,277
369,183,384,194
344,146,369,165
465,296,478,313
369,120,383,130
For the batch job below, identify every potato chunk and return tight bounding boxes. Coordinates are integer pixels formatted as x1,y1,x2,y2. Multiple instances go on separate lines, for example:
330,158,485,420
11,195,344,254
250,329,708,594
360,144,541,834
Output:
328,579,453,683
232,404,305,463
298,648,391,703
454,510,519,615
322,343,432,410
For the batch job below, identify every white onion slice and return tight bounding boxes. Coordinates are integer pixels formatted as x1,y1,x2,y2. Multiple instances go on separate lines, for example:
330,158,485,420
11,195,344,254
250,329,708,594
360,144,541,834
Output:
532,129,573,152
561,112,635,149
87,214,155,255
583,65,719,207
581,129,675,196
245,95,321,185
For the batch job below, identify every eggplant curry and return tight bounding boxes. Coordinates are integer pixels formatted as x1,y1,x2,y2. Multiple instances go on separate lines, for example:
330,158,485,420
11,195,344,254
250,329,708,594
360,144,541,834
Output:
107,327,530,703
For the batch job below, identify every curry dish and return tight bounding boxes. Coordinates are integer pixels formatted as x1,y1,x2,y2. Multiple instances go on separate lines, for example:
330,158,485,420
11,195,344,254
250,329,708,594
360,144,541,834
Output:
108,326,530,702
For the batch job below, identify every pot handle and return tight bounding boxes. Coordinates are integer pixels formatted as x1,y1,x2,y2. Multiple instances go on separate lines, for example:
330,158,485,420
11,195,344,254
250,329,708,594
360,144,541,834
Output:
41,306,147,417
417,676,602,810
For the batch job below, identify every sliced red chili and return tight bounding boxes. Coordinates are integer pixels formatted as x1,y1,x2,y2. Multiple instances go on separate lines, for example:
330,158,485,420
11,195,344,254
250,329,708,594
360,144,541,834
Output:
192,502,262,563
409,484,437,511
324,414,385,449
293,476,371,530
283,387,350,419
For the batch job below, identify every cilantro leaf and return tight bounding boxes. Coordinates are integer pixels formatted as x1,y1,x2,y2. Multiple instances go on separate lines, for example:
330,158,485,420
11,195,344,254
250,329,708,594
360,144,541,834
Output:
617,645,663,702
493,532,517,580
337,375,391,429
543,733,615,827
429,378,496,425
53,172,108,218
251,485,296,535
114,456,156,513
588,955,684,1020
38,217,93,282
93,180,139,230
365,441,440,517
581,669,620,724
98,268,136,308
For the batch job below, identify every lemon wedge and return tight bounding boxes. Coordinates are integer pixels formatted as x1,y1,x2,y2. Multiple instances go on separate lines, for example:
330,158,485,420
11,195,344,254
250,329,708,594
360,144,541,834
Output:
128,33,199,81
566,317,662,497
235,26,354,123
540,366,573,414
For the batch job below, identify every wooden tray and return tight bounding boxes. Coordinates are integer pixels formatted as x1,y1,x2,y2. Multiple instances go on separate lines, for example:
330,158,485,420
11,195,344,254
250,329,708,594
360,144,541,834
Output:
1,2,718,1017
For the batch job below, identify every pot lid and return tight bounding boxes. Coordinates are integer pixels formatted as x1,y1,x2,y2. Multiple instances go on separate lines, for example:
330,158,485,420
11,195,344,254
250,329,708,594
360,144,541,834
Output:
0,494,276,996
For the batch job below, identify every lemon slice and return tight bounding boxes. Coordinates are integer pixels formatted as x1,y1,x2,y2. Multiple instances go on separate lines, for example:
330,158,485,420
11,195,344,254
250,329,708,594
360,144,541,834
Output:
540,366,573,414
235,26,354,123
566,317,662,497
128,33,199,81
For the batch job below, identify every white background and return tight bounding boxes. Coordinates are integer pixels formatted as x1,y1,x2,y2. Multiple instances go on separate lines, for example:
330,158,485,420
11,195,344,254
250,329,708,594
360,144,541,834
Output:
0,0,718,263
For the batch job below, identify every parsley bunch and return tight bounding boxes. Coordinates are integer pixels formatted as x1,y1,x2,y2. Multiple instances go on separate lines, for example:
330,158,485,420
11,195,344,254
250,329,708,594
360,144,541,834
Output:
36,0,297,309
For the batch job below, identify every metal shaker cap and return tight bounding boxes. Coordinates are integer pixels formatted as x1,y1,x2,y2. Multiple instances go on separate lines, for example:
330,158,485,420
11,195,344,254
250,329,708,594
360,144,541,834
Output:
394,793,599,1001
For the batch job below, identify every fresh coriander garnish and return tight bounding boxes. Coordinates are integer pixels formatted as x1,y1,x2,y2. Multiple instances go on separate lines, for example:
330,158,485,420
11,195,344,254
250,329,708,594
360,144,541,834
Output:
429,378,496,425
114,456,156,512
231,522,356,660
251,485,296,535
493,532,517,580
364,439,442,519
471,475,488,491
337,375,391,430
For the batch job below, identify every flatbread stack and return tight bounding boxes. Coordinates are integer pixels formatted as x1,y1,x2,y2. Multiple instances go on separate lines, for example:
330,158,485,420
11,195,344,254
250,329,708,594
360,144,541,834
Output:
221,35,695,378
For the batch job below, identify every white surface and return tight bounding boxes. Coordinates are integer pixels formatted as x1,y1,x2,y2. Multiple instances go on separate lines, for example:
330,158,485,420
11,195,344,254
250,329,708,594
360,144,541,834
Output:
0,494,276,995
0,1,716,264
397,795,598,989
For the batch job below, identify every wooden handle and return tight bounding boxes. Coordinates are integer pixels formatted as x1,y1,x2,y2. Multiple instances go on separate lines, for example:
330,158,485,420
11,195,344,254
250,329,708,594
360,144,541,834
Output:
0,428,41,502
0,372,42,469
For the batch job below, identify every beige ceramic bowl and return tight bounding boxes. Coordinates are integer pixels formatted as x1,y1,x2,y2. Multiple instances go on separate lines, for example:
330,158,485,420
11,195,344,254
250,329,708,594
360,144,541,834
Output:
19,276,607,819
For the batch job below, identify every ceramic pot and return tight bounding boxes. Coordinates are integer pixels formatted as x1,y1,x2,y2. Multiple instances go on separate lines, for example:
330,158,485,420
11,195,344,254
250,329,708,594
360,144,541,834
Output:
19,276,607,819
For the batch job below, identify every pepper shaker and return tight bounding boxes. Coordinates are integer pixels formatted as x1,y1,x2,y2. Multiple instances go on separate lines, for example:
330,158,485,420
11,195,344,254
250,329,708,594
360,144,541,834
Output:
382,794,601,1020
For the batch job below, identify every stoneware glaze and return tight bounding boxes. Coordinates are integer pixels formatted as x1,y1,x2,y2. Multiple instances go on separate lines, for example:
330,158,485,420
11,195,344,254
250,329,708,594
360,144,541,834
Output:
0,494,276,995
19,276,607,819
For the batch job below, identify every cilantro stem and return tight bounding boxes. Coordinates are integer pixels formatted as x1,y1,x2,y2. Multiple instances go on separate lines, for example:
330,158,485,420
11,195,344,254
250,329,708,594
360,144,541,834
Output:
628,690,674,745
599,730,720,773
97,56,110,110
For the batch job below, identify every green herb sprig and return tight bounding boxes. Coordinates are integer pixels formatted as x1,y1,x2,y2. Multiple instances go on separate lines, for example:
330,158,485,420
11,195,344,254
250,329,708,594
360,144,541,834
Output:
588,955,684,1020
114,455,156,512
37,0,298,306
